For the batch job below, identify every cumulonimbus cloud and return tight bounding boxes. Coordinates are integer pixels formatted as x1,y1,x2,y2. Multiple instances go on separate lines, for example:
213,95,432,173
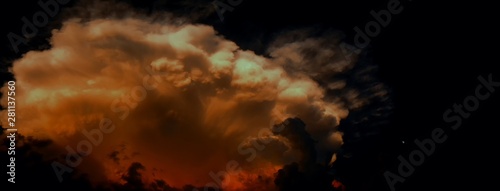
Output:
0,1,390,189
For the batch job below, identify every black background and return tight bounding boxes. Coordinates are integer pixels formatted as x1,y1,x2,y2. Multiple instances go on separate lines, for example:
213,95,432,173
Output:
1,0,498,190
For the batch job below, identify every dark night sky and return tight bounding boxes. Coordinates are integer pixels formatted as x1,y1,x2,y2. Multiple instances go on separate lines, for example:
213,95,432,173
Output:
1,0,499,191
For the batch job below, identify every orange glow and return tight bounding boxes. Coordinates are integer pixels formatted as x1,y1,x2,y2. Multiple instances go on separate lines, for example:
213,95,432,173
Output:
0,16,361,188
332,179,346,191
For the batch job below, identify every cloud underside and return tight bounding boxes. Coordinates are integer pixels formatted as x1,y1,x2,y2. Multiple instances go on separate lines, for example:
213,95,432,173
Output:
0,2,389,190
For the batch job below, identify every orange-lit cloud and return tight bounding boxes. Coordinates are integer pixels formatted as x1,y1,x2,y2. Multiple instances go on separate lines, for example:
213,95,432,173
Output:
0,2,388,189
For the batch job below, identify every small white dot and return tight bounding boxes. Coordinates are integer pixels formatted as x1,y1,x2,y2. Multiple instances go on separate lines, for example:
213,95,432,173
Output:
402,141,405,144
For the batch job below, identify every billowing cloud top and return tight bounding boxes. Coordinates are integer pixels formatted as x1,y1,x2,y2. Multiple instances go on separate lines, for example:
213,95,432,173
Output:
0,2,390,189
